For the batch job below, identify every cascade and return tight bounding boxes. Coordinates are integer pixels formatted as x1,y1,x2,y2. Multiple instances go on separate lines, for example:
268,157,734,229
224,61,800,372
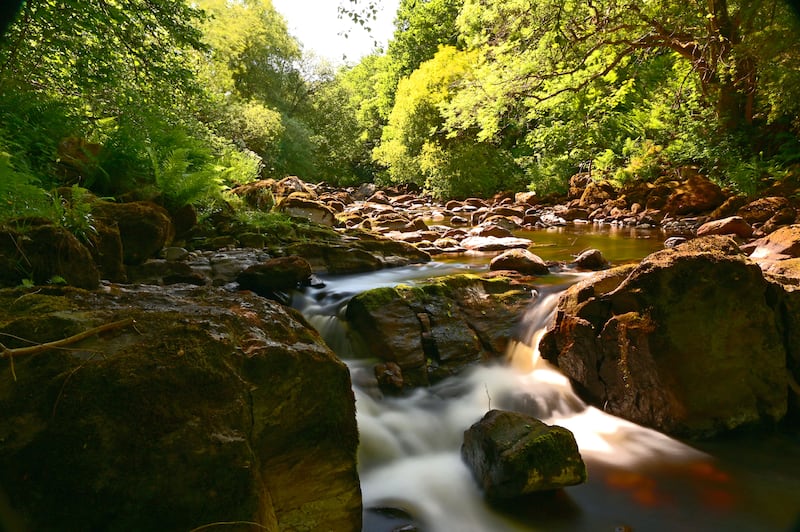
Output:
293,259,798,532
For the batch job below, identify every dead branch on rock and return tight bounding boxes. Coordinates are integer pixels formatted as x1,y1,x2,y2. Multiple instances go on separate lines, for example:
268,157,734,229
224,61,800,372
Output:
0,318,135,381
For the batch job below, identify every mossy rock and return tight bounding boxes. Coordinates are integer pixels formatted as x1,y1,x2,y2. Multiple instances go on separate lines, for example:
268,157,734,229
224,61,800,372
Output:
0,285,361,531
541,235,789,438
346,274,536,389
462,410,587,501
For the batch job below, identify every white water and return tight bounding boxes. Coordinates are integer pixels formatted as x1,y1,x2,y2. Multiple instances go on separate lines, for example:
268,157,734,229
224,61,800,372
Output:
351,292,705,531
293,262,794,532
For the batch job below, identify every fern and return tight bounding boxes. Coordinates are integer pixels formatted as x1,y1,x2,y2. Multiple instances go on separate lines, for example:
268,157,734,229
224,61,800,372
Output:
149,147,223,209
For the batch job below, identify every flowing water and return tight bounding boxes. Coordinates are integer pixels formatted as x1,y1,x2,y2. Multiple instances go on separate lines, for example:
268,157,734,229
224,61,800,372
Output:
291,226,800,532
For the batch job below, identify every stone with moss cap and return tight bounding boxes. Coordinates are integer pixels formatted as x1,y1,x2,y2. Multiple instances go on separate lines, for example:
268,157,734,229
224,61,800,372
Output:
462,409,587,501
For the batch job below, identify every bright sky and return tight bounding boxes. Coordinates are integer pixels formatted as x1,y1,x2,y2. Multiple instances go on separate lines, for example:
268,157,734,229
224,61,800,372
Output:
272,0,400,64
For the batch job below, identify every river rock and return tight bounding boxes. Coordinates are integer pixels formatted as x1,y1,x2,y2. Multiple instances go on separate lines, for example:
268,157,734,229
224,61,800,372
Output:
571,248,610,270
747,224,800,261
490,249,550,275
663,171,726,215
539,235,788,438
236,255,313,298
345,274,535,389
461,410,587,501
229,178,276,210
0,284,361,531
277,195,337,227
761,206,798,235
738,196,790,225
578,180,615,208
696,216,753,238
0,223,101,289
92,200,175,265
461,236,532,252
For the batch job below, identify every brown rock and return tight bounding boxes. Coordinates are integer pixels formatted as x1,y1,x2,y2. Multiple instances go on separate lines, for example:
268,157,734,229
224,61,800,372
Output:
663,171,726,215
540,236,787,438
0,224,100,289
0,285,361,531
462,410,587,501
277,196,337,227
93,201,175,265
696,216,753,238
490,249,550,275
738,196,790,224
237,256,313,297
748,224,800,261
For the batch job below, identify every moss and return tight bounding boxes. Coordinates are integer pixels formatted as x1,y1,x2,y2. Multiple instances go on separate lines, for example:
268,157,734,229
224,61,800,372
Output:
350,286,403,311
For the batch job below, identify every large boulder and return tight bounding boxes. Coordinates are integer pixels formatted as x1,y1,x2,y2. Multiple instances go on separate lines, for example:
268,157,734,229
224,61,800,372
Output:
0,223,100,289
92,200,175,265
663,171,726,215
738,196,790,225
539,236,788,438
345,274,536,389
461,410,587,501
0,285,361,531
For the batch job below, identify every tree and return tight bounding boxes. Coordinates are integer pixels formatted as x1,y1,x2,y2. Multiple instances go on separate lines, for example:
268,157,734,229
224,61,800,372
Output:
374,45,521,198
456,0,800,135
0,0,205,111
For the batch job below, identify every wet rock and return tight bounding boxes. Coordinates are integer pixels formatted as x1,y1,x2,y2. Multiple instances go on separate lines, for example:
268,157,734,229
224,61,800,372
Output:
346,275,535,389
0,224,100,289
540,236,788,438
572,248,609,270
286,243,382,274
126,259,207,286
490,249,550,275
374,361,405,394
0,285,361,531
664,236,688,248
93,200,175,265
696,216,753,238
469,224,514,238
461,410,587,501
237,255,313,298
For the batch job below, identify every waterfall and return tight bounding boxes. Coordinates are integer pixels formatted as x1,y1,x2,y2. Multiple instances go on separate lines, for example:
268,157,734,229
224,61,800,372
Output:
293,264,786,532
351,286,709,531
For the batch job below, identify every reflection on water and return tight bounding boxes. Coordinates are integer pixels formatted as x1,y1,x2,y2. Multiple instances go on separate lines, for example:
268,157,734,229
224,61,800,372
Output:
292,229,800,532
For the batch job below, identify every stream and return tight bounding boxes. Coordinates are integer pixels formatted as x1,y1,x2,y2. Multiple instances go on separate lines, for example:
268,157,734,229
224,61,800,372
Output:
292,225,800,532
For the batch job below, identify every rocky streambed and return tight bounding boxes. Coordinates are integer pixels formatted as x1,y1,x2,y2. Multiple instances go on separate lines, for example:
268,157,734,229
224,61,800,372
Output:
1,173,800,530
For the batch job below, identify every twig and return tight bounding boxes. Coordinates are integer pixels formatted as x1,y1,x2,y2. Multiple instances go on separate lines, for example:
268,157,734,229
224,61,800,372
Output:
0,318,134,360
189,522,270,531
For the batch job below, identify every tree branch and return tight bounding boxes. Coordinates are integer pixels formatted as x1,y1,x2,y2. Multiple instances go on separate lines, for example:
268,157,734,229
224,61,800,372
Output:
1,318,134,360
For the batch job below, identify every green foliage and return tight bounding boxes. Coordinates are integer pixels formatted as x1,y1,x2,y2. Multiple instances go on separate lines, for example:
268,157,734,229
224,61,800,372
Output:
53,186,97,243
0,150,52,223
149,146,224,210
